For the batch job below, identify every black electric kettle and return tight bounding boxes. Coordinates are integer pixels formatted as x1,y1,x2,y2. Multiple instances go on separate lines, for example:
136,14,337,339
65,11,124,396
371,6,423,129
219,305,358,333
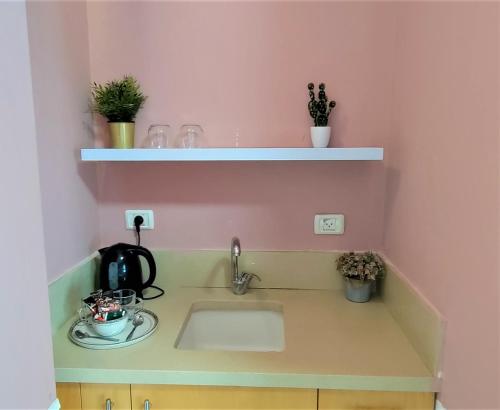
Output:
99,243,159,299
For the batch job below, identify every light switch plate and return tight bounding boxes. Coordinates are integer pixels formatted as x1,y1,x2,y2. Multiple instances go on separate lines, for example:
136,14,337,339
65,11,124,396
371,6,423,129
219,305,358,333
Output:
314,214,344,235
125,210,154,230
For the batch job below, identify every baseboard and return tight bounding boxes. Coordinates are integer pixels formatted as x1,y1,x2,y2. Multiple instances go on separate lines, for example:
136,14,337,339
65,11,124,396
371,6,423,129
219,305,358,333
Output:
48,252,99,334
378,253,445,377
48,398,60,410
435,399,446,410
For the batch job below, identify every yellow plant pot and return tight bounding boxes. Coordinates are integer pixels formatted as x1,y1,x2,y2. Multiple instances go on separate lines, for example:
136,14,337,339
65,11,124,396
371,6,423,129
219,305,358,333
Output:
109,122,135,148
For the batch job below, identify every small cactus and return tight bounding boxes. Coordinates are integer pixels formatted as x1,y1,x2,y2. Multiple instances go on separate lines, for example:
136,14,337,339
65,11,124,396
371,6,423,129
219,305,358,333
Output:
308,82,336,127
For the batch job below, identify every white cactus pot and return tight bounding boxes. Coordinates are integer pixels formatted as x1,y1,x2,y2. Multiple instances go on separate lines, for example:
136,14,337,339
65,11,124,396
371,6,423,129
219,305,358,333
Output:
310,126,331,148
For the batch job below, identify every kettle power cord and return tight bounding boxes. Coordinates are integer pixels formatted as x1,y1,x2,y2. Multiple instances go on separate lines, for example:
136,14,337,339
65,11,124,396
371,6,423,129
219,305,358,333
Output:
134,215,144,246
133,215,165,300
144,285,165,300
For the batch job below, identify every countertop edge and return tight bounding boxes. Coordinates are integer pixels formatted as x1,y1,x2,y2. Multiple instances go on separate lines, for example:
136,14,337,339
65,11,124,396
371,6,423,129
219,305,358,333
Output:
55,368,439,392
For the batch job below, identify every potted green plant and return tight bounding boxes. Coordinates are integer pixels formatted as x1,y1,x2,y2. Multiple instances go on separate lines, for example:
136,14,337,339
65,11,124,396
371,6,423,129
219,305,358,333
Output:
91,75,147,149
336,251,385,303
307,83,336,147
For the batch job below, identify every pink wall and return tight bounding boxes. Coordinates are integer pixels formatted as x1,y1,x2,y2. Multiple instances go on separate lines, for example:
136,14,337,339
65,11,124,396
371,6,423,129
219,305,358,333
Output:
384,3,499,409
27,1,100,282
0,2,56,407
88,2,395,149
87,3,500,407
498,19,500,409
97,161,385,250
88,1,395,251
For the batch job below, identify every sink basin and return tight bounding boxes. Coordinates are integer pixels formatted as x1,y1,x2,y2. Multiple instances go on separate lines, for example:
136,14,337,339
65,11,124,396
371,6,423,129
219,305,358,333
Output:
175,301,285,352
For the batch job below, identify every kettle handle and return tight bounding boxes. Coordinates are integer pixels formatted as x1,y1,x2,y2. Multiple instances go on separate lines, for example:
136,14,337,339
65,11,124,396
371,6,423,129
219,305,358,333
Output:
133,246,157,289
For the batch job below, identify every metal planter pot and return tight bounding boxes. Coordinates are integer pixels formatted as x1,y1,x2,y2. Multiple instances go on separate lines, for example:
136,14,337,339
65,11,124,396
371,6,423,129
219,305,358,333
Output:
109,122,135,148
345,279,373,303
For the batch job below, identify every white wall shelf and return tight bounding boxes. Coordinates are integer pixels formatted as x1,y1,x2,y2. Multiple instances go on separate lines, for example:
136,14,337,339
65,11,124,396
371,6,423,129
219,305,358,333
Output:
80,148,384,162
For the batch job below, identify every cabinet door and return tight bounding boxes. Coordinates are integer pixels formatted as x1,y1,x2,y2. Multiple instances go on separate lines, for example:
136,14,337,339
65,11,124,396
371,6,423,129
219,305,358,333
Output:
57,383,81,410
318,389,434,410
131,385,317,410
81,384,131,410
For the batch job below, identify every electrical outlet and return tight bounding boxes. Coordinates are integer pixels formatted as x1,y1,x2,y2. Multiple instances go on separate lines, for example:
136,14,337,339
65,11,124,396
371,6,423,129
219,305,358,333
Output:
125,210,154,230
314,214,344,235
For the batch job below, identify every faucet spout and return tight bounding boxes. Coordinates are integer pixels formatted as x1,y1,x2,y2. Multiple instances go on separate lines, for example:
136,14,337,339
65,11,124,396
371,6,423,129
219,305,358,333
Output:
231,237,241,283
231,237,241,256
230,237,260,295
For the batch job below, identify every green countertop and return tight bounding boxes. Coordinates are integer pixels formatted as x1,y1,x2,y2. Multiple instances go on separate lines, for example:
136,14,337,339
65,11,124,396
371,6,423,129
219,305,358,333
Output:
53,287,437,392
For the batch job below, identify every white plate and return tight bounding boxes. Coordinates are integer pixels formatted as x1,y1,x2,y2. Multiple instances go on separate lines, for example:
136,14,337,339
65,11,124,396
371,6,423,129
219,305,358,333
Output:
68,309,158,349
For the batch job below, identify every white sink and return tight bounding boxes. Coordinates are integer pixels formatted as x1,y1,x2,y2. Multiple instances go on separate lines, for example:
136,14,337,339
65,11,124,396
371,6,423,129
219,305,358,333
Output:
175,301,285,352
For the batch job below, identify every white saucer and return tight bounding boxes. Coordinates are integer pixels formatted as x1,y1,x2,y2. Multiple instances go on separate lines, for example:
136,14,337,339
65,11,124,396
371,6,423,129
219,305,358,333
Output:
68,309,158,349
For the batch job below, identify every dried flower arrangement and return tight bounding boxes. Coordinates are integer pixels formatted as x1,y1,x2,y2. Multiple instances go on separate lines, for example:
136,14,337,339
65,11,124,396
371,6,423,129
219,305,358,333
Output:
337,251,386,281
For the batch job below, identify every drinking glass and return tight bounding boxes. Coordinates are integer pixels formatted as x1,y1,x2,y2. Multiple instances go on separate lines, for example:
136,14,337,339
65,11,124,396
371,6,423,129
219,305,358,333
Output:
143,124,170,148
103,289,144,316
176,124,205,148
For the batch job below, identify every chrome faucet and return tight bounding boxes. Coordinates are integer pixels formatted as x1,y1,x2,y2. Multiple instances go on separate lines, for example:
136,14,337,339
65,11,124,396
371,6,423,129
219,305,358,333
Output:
230,237,261,295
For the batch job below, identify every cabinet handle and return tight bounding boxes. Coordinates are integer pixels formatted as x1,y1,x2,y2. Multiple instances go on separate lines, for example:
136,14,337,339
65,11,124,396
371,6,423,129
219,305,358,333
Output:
144,399,151,410
105,398,112,410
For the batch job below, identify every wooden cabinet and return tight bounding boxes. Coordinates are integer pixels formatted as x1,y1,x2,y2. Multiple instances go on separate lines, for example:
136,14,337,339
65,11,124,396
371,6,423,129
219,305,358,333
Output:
57,383,435,410
318,389,435,410
56,383,81,410
131,385,316,410
81,384,131,410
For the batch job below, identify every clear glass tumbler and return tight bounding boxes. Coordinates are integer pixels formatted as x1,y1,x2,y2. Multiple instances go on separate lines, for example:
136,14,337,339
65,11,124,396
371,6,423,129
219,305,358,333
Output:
143,124,170,148
176,124,205,148
103,289,144,317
